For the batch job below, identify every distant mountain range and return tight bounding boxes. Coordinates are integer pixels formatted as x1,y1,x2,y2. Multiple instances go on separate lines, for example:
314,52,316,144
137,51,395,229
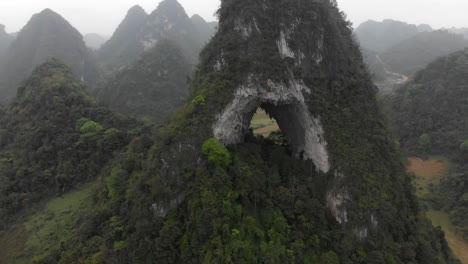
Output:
98,1,216,72
380,30,468,75
355,19,432,52
355,19,468,88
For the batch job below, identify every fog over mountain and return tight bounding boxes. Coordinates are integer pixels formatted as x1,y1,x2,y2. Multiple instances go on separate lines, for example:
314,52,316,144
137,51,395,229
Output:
1,0,468,36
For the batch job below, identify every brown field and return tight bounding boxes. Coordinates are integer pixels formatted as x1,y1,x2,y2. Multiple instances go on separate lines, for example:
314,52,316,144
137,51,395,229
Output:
407,157,447,197
407,157,446,179
250,109,280,136
254,124,280,136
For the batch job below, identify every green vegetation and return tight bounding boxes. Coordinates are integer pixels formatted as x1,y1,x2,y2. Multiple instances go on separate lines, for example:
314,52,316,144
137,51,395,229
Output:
419,134,431,152
383,49,468,262
0,1,461,263
380,30,468,75
202,138,231,168
383,49,468,159
0,60,141,227
97,39,191,124
426,211,468,264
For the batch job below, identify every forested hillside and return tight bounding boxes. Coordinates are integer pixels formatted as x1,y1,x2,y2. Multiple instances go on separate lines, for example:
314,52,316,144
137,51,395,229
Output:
383,49,468,157
382,48,468,259
15,0,455,262
97,39,191,123
0,60,141,227
0,0,465,263
380,30,468,75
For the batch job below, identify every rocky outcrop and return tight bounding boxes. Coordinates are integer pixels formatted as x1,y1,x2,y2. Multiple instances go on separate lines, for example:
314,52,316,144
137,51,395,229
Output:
89,0,456,262
152,0,415,238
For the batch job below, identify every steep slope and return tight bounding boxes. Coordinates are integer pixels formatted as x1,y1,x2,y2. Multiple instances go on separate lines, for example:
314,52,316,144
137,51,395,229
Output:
30,0,458,262
191,14,217,43
0,24,13,56
383,49,468,158
97,5,148,71
83,33,108,50
0,59,139,227
382,49,468,258
139,0,203,64
380,30,468,75
355,19,430,52
98,39,191,123
0,9,99,101
361,47,388,81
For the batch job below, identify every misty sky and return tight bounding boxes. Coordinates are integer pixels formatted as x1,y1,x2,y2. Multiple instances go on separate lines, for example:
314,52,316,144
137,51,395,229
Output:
0,0,467,36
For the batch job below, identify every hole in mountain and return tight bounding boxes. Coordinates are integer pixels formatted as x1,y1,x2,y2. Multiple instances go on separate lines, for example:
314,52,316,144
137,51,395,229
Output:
215,99,330,172
250,108,280,137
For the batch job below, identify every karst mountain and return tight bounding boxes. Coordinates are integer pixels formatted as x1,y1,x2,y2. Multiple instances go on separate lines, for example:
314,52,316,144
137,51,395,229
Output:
0,9,99,101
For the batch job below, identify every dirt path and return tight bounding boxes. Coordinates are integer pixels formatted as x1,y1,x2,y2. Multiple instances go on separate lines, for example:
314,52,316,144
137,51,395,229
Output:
407,158,467,263
427,211,468,264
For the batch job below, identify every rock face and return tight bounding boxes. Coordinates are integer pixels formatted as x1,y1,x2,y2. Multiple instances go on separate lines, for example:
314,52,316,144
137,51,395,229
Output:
113,0,455,262
97,39,191,123
0,9,99,101
99,0,206,71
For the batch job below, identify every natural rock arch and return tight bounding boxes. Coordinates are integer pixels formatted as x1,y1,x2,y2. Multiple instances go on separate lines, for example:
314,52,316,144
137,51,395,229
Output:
213,75,330,173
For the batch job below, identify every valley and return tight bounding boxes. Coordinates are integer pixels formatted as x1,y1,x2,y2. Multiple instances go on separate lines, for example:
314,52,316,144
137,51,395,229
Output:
407,157,468,263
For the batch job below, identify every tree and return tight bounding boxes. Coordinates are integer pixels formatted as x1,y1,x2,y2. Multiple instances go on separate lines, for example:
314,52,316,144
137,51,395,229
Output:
459,140,468,153
202,138,231,168
418,134,431,152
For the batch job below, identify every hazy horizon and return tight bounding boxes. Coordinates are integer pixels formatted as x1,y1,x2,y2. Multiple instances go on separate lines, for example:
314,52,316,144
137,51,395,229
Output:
1,0,467,36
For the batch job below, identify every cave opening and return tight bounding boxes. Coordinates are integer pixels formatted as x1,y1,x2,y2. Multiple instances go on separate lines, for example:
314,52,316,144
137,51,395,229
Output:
215,97,330,173
245,101,321,162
